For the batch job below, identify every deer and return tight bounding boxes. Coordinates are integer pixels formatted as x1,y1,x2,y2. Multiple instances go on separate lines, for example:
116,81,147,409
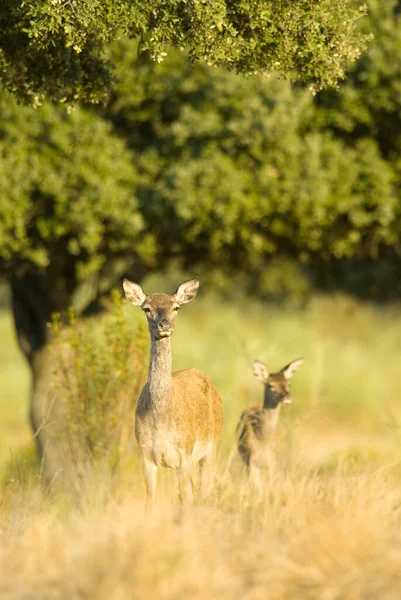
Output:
123,277,224,504
236,357,304,492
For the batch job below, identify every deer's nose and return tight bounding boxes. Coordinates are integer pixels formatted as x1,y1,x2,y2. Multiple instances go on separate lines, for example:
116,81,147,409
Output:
158,319,173,332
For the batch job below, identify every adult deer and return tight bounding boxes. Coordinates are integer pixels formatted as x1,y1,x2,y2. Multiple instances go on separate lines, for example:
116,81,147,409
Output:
123,278,224,503
237,357,304,491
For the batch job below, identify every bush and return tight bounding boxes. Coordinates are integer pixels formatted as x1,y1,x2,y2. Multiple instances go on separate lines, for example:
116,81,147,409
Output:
51,293,148,479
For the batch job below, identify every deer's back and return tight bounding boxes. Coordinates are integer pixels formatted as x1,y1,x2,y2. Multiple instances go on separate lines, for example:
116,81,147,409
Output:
237,406,278,467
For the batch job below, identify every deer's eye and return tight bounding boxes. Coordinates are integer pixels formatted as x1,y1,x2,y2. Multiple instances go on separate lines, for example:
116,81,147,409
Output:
173,306,180,312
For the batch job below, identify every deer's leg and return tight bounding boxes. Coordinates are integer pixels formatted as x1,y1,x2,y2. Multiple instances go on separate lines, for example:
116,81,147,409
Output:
142,455,158,504
199,444,216,499
248,462,263,497
176,460,193,504
266,451,276,491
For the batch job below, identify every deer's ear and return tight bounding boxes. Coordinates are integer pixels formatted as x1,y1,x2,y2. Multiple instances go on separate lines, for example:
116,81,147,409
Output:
174,278,199,305
122,279,146,306
281,357,304,380
253,360,269,382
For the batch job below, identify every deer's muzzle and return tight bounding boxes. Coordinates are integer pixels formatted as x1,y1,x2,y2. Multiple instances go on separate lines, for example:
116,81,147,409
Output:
158,320,174,337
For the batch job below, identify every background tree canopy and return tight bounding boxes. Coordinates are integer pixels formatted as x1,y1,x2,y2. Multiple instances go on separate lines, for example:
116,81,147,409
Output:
0,0,368,104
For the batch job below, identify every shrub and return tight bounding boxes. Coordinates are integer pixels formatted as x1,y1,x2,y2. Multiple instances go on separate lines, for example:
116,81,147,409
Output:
51,293,148,479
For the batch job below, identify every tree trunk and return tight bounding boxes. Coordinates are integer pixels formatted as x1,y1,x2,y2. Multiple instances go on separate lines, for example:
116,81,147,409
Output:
10,276,79,486
29,345,80,485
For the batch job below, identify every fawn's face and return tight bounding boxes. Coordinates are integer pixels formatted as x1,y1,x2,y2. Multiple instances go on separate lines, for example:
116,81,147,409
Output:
123,278,199,340
253,358,304,408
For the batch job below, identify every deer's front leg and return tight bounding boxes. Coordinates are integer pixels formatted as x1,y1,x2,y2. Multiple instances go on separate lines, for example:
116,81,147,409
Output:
248,462,263,498
176,460,193,504
199,444,216,499
142,455,158,505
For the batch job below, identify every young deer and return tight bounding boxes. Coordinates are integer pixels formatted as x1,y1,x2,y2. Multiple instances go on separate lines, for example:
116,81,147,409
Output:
123,278,224,503
237,357,304,490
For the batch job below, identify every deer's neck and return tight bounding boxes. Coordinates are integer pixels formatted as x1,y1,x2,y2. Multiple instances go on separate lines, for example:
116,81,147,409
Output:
147,335,173,411
263,389,281,428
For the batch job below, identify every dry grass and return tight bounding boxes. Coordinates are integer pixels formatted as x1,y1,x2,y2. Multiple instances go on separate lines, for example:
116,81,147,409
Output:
1,433,401,600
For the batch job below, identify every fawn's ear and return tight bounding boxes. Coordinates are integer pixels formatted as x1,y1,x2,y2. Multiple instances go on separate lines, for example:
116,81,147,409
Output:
253,360,269,382
122,279,146,306
174,278,200,305
281,357,304,380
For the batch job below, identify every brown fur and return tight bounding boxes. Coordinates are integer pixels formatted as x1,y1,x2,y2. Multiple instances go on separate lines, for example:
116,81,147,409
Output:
136,368,224,463
123,277,224,503
237,405,280,469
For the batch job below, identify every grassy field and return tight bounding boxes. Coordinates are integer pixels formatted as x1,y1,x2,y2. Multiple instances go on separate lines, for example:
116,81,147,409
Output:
1,290,401,598
0,307,31,474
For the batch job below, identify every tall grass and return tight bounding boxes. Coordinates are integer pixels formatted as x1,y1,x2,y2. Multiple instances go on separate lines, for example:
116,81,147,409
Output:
1,458,401,599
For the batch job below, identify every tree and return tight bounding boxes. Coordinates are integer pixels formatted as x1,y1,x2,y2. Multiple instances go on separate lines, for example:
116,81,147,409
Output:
0,0,369,105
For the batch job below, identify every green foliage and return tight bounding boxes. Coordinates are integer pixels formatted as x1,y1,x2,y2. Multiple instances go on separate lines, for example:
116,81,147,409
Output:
0,97,137,265
181,258,311,307
0,0,369,105
50,293,148,476
105,41,399,277
308,0,401,296
1,0,401,319
0,92,153,313
316,0,401,159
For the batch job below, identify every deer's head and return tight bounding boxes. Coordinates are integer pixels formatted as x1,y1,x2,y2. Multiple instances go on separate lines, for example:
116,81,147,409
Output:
123,278,199,340
253,357,304,408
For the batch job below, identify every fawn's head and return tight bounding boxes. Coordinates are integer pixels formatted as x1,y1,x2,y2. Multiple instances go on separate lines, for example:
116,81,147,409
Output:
252,357,304,408
123,278,199,340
